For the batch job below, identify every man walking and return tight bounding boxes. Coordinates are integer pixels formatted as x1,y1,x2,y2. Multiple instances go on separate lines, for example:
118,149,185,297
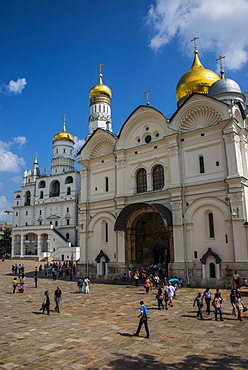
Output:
54,286,62,313
193,292,204,319
133,301,150,339
202,287,211,314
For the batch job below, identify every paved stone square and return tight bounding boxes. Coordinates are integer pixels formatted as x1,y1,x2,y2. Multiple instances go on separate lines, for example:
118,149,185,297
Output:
0,260,248,369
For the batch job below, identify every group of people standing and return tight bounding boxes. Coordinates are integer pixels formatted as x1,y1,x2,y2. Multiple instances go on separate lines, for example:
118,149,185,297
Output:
77,277,90,293
194,287,246,321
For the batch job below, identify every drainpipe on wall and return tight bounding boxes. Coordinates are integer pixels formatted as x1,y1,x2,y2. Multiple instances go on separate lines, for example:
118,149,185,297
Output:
221,117,237,272
80,161,90,276
168,125,190,286
113,151,119,264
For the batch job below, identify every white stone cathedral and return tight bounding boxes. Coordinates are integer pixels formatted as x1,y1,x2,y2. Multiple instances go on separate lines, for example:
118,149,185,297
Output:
12,46,248,286
77,50,248,287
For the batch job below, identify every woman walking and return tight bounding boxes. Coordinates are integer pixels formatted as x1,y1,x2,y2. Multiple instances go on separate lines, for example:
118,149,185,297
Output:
235,292,245,321
156,287,164,310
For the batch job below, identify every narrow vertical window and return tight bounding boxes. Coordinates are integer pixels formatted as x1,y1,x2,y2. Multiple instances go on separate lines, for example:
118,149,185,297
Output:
199,156,205,173
153,165,164,190
105,177,109,192
105,222,108,243
136,168,147,193
209,212,215,238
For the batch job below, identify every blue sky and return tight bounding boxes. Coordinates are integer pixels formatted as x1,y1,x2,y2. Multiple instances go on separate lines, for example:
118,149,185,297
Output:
1,0,248,221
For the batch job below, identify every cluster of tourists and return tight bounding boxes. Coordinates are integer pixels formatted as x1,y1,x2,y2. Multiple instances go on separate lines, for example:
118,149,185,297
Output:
77,276,90,293
11,263,25,274
43,261,76,280
193,287,247,321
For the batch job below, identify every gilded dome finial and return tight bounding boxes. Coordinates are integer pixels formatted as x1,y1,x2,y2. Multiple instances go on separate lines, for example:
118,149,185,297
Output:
191,36,199,54
216,56,225,79
63,114,67,131
97,63,104,84
53,115,74,143
144,89,151,106
89,64,112,99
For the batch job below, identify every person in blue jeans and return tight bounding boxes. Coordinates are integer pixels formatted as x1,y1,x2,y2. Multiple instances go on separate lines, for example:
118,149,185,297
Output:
133,301,150,339
193,292,203,319
54,286,62,313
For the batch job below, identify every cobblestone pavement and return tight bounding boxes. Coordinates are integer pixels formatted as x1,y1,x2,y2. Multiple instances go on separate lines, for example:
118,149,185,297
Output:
0,260,248,369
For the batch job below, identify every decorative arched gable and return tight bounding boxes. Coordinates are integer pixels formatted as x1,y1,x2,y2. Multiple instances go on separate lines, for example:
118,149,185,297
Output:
117,105,169,150
95,249,110,263
169,94,229,133
200,247,222,264
79,129,116,160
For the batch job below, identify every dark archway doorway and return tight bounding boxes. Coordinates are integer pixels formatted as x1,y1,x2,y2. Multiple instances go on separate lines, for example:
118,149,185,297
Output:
124,205,173,272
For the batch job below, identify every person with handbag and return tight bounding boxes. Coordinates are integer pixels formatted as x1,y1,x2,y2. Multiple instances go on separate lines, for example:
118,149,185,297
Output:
156,287,165,310
235,291,245,321
193,292,204,319
213,290,224,321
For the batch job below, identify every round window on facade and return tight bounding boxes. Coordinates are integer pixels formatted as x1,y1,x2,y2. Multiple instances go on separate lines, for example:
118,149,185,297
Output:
145,135,151,143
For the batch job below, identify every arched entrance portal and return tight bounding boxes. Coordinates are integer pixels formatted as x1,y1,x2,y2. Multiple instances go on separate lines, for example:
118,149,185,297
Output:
115,203,173,272
134,212,171,266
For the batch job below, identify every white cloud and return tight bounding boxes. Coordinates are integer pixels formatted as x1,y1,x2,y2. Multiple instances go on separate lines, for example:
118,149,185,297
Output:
6,77,27,94
13,136,27,148
74,136,85,153
0,140,25,172
0,195,11,220
146,0,248,70
8,176,22,184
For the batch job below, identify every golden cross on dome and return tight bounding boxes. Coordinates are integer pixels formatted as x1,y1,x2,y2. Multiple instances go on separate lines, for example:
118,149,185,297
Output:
63,114,67,131
144,89,151,106
97,64,104,74
216,56,225,78
191,37,199,52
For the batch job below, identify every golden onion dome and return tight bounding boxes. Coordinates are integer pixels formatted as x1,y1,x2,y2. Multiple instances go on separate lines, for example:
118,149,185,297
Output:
53,117,74,143
176,50,220,101
89,73,112,99
53,129,74,142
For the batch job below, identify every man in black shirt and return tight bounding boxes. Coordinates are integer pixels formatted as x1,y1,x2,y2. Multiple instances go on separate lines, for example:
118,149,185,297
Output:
54,286,62,313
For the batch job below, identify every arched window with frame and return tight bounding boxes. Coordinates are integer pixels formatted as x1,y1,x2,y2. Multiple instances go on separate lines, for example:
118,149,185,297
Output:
153,164,164,190
136,168,147,193
65,176,73,184
208,212,215,238
50,180,60,197
38,180,46,189
24,191,31,206
199,156,205,174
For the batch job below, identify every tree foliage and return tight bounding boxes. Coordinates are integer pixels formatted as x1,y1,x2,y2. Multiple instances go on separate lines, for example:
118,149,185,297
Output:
0,228,12,255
